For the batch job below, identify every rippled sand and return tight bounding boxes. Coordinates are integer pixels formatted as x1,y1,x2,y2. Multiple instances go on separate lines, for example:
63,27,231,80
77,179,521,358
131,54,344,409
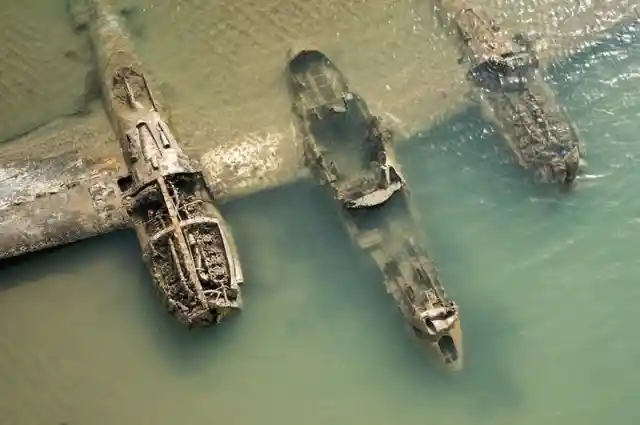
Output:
0,0,635,159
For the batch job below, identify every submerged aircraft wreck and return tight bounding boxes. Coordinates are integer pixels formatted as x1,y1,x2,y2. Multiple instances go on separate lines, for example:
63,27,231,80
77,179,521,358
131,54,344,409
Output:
432,0,587,185
0,0,635,367
286,49,462,370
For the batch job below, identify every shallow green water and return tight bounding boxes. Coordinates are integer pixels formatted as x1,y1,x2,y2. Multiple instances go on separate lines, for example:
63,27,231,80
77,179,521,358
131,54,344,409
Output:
2,8,640,425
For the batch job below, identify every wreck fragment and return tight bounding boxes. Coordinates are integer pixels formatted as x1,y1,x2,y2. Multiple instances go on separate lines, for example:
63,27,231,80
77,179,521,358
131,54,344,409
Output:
287,48,462,370
433,0,587,185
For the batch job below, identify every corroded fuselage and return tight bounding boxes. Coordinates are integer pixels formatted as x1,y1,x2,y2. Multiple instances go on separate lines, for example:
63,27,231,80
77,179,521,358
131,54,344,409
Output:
87,0,243,326
434,0,585,185
287,49,462,370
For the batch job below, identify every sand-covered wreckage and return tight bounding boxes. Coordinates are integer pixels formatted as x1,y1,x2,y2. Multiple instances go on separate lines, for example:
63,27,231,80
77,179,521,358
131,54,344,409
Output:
286,49,463,370
86,0,247,326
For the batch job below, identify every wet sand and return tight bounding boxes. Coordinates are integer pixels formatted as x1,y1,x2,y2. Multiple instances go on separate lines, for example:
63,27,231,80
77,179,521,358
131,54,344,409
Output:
0,0,88,142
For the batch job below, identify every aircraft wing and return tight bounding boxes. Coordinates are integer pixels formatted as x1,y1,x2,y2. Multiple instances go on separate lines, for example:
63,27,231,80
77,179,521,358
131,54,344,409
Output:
0,97,309,261
197,125,308,202
0,139,129,261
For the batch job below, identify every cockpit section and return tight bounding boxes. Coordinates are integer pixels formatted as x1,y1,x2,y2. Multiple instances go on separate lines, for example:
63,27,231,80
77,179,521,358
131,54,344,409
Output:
107,65,199,191
304,95,406,208
125,173,242,326
287,48,406,206
112,96,198,195
338,116,406,208
122,114,198,188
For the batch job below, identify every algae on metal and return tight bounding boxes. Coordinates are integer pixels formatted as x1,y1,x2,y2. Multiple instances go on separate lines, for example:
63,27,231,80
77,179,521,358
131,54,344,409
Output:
286,49,462,370
0,0,302,327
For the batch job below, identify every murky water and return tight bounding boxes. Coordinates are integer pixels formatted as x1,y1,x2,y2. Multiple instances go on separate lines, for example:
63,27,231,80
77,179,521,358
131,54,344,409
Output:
2,1,640,424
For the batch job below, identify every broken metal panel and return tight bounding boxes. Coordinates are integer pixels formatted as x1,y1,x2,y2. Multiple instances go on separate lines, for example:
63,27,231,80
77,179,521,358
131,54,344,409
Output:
340,116,407,208
0,155,129,261
287,48,462,370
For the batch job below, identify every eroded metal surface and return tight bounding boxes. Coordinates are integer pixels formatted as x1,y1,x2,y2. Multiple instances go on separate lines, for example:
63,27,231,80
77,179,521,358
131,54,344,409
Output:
351,196,463,371
287,49,462,370
0,155,128,261
0,0,307,290
434,0,587,185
